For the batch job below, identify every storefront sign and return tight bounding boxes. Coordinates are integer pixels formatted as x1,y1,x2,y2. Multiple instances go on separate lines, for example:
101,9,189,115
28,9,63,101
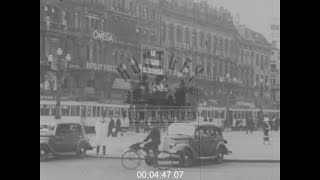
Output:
85,62,118,73
91,30,114,42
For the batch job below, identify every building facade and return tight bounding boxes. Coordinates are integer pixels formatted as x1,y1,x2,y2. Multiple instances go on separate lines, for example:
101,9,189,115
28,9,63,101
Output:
270,47,280,108
237,25,273,109
40,0,273,109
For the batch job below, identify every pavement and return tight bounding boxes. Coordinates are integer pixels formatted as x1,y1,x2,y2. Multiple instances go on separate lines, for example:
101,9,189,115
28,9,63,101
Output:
41,158,280,180
85,131,280,162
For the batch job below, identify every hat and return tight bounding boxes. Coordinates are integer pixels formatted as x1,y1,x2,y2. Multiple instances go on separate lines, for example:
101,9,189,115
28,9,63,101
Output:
263,117,269,122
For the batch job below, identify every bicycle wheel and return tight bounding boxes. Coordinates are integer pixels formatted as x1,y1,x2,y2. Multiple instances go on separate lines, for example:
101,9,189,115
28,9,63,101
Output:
121,150,141,170
156,151,173,170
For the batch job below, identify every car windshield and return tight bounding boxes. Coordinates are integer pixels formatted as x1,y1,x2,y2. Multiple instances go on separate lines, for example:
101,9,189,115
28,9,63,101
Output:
168,123,195,136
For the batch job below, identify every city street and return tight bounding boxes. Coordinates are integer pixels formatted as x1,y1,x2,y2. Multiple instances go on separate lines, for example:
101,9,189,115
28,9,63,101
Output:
40,157,280,180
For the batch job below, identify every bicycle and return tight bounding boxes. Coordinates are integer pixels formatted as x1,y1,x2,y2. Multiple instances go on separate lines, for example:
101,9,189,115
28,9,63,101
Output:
121,142,173,170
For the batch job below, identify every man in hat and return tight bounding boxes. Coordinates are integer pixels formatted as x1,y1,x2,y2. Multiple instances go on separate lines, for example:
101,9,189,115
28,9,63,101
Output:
142,121,161,166
95,116,108,156
115,115,122,137
107,115,115,137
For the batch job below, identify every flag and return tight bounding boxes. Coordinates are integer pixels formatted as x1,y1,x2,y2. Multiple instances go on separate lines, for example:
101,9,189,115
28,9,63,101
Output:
180,58,192,75
143,52,153,69
189,64,204,82
117,63,131,81
168,53,176,70
128,56,140,74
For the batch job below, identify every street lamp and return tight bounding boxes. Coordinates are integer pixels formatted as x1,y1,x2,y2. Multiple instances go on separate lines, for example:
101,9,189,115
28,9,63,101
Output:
48,48,71,120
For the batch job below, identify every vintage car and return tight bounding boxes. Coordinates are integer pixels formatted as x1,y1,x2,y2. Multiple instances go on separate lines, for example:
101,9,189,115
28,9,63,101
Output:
40,122,93,161
163,122,231,167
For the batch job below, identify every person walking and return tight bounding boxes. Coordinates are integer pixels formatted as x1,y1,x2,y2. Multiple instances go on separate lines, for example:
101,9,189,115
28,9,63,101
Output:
263,117,271,145
115,115,122,137
94,117,108,156
107,115,115,137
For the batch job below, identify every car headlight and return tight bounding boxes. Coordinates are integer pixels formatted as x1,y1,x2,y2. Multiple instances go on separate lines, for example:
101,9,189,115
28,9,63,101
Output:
170,140,176,148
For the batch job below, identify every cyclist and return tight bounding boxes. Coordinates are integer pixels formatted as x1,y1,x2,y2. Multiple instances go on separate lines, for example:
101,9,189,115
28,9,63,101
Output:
142,121,161,166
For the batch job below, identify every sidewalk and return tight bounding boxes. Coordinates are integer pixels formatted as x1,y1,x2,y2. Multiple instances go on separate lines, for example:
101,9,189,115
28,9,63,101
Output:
86,131,280,162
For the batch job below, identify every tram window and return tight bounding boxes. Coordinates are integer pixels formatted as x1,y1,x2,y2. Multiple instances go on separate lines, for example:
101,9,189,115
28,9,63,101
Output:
220,111,225,119
241,112,245,119
170,111,174,119
97,106,101,117
40,105,50,116
51,105,57,116
201,110,205,116
61,105,70,116
101,107,107,117
115,108,120,117
214,111,219,118
108,107,114,117
122,109,127,118
181,111,186,120
176,111,180,120
187,112,192,120
92,106,97,117
87,106,91,117
81,106,86,117
71,105,75,116
208,111,211,117
152,111,156,120
76,106,80,116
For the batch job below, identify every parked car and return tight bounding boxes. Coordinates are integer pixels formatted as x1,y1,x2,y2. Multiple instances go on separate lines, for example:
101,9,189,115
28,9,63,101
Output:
40,122,93,161
163,122,231,167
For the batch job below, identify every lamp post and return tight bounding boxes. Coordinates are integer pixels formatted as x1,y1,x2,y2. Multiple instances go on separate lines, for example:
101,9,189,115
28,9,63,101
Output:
48,48,71,120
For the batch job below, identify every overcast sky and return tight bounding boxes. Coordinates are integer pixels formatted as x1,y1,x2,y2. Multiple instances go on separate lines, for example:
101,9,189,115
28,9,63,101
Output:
206,0,280,40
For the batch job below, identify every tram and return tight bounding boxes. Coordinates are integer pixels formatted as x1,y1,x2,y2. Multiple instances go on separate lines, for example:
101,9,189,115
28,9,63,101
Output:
40,100,130,131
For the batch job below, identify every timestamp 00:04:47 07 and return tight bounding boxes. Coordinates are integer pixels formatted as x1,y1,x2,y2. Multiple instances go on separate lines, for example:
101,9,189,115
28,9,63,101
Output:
137,171,184,179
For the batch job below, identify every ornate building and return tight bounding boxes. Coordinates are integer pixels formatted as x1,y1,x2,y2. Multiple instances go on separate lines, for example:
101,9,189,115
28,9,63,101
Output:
40,0,272,108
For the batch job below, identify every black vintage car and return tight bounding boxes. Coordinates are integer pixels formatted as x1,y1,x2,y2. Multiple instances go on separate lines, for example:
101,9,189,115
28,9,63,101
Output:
40,122,93,161
163,122,231,167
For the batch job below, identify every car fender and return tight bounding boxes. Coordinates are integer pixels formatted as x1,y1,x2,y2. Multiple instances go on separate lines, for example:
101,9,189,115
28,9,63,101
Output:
169,144,199,159
40,142,57,154
216,142,229,155
77,139,93,150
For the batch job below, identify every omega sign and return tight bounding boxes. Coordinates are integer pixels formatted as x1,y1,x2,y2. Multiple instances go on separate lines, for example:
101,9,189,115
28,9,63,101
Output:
91,30,114,42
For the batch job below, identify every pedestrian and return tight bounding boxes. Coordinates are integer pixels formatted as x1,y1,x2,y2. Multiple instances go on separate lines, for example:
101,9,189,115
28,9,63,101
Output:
107,115,115,137
94,117,107,156
115,115,121,137
263,117,271,145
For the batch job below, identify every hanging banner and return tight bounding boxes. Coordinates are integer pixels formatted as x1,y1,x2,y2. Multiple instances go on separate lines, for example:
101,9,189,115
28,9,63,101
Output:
141,45,165,75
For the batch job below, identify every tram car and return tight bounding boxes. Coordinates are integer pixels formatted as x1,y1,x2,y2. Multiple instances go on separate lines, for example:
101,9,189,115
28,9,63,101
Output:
197,106,280,130
40,100,130,132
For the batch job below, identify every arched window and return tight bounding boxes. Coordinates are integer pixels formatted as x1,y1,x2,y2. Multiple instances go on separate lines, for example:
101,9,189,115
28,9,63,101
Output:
169,25,174,44
136,6,140,17
176,26,181,42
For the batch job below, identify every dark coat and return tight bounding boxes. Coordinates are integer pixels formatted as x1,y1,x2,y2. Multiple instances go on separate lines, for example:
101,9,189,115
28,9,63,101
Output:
108,119,115,130
116,119,121,128
143,127,161,145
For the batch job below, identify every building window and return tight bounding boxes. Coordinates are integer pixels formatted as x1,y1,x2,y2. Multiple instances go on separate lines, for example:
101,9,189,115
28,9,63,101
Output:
192,31,197,48
200,32,204,48
161,24,167,43
206,34,211,52
144,8,147,19
261,55,264,70
225,39,229,56
185,28,190,44
256,54,259,66
169,25,174,44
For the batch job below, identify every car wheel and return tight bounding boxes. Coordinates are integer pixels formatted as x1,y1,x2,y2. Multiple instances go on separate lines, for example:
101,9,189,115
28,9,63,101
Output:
40,146,49,161
215,147,224,164
76,144,87,158
179,150,193,167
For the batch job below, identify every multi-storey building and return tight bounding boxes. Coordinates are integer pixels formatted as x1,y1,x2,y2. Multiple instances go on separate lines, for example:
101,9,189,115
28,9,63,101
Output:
270,46,280,108
40,0,272,109
236,25,273,109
